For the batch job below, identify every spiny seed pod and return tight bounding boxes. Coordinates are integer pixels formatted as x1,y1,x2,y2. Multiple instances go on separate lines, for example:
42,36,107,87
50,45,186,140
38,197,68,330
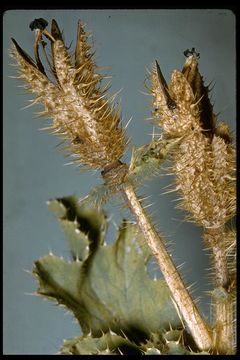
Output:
151,50,217,140
10,19,127,171
150,50,236,228
174,131,235,228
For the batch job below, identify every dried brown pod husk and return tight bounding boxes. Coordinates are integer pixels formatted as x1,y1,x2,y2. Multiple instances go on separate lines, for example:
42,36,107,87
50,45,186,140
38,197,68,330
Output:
11,19,127,171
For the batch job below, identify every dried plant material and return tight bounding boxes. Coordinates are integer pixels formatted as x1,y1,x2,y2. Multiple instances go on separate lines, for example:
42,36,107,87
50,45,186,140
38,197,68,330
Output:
11,18,236,354
174,132,235,228
10,19,127,170
151,49,236,354
151,51,236,229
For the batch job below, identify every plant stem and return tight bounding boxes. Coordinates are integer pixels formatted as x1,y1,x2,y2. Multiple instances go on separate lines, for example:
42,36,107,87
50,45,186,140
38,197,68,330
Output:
204,227,230,289
122,182,212,351
204,227,235,354
213,290,235,354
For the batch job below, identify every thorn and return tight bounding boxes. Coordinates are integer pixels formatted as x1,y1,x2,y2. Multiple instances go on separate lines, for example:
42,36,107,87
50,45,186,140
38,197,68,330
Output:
50,19,62,41
176,262,185,270
63,161,75,166
170,296,185,329
117,348,124,355
145,116,154,121
155,60,177,110
120,329,128,340
138,89,152,96
190,94,204,108
171,197,184,203
85,329,92,337
109,329,117,336
20,100,39,110
139,195,152,202
9,75,23,79
23,268,32,274
186,281,197,291
109,87,123,103
24,291,39,296
151,125,155,141
11,38,37,68
124,116,133,129
143,202,155,209
160,188,178,196
112,220,118,230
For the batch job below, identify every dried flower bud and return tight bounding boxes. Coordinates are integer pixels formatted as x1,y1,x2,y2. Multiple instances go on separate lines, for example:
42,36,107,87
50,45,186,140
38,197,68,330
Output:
11,19,127,170
151,52,236,228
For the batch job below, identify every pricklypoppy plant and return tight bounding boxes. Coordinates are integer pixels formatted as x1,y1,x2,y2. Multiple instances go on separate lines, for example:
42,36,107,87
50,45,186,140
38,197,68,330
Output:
11,19,236,355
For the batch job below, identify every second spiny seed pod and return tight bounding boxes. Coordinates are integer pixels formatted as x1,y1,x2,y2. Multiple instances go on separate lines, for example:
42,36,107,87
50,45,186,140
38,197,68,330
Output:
11,19,127,172
151,49,236,229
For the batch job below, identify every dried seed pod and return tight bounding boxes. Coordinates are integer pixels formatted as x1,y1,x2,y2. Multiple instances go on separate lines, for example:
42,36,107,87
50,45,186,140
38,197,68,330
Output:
151,52,236,228
11,19,127,170
174,131,236,228
151,61,202,138
182,52,216,140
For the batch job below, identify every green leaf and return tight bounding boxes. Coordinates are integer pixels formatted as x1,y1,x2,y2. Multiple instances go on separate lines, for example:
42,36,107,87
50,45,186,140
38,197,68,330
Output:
140,330,202,355
47,196,107,260
127,137,181,188
81,221,181,340
60,330,208,355
60,219,89,261
33,196,181,343
33,256,93,334
60,332,141,355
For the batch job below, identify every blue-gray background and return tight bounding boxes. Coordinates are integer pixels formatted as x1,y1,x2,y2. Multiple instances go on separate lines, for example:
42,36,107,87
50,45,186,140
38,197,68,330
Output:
3,9,236,355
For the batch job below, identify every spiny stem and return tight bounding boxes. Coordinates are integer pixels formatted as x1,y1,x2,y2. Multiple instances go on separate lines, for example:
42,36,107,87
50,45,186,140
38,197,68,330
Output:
122,182,212,351
205,227,230,289
213,290,235,354
204,227,235,354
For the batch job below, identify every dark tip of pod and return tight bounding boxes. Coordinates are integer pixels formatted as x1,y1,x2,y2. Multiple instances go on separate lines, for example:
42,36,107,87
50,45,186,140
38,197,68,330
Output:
155,60,168,90
51,19,63,41
155,60,177,110
29,18,48,31
11,38,37,68
183,47,200,59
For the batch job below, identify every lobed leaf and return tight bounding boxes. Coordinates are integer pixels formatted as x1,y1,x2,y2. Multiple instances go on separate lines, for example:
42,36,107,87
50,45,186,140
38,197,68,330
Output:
60,331,141,355
33,196,181,344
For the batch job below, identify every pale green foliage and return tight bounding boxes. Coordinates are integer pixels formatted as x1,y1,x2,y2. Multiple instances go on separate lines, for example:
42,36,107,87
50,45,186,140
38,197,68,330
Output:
59,328,209,355
60,332,141,355
32,196,189,354
127,137,182,188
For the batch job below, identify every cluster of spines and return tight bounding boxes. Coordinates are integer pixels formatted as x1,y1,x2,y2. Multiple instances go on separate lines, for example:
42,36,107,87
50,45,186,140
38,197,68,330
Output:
11,19,127,170
150,51,236,229
60,328,211,355
150,50,236,354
